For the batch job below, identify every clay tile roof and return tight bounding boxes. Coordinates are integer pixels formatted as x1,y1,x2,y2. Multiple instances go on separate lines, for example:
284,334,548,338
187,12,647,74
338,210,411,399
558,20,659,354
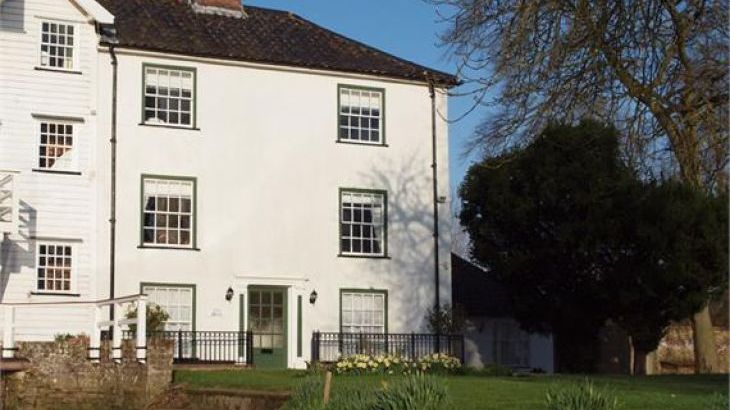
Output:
97,0,459,87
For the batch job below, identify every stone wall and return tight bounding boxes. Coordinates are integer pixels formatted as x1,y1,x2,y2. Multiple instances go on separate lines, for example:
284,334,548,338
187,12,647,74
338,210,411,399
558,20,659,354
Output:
596,323,729,375
1,336,173,410
654,325,729,374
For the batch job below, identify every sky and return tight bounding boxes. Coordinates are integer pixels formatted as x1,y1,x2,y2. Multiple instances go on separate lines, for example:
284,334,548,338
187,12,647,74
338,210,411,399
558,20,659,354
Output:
248,0,484,203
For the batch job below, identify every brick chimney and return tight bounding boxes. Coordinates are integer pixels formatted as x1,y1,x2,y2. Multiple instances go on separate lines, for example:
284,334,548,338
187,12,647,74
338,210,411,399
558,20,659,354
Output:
191,0,246,18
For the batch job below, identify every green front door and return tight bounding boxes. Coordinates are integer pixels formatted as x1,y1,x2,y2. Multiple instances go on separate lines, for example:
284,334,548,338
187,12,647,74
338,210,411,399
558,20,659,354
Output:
248,287,287,368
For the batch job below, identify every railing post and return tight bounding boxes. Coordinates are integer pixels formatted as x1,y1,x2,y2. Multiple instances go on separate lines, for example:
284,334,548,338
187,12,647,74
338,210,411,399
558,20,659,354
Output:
435,331,441,354
112,302,122,363
3,306,15,359
384,332,389,355
136,296,147,363
247,331,254,366
177,329,183,361
410,332,415,361
238,330,244,363
88,305,101,362
460,334,465,364
312,331,320,363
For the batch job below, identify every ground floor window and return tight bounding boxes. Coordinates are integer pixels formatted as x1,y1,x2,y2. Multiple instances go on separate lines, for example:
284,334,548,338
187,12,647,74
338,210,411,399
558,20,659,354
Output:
340,290,387,333
494,320,530,367
141,283,195,331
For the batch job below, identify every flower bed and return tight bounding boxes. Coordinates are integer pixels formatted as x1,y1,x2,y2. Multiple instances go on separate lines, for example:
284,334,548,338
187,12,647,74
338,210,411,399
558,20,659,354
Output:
334,353,461,375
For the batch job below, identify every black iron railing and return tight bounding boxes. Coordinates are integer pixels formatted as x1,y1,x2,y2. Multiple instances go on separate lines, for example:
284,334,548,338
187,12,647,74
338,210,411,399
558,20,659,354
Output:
124,330,253,364
311,332,464,363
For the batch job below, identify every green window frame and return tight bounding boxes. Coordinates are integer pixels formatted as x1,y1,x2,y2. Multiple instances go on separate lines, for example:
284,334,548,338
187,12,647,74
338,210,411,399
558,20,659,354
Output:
339,288,388,334
337,84,386,146
139,174,198,250
140,282,197,331
141,63,197,129
338,188,388,258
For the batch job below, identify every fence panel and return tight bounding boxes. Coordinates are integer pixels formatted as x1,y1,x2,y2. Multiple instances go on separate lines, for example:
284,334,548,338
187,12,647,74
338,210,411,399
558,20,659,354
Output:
124,330,253,364
312,332,464,363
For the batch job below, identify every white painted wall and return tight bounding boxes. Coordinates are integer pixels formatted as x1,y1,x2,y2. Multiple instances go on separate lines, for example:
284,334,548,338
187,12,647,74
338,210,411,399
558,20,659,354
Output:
463,317,554,373
0,0,101,340
95,49,452,368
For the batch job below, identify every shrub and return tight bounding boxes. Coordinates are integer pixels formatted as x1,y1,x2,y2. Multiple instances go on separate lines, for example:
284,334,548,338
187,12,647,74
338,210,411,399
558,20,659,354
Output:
705,393,729,410
374,375,451,410
281,377,325,410
545,380,620,410
415,353,462,375
334,353,461,376
282,376,376,410
125,302,170,332
283,375,449,410
424,304,467,334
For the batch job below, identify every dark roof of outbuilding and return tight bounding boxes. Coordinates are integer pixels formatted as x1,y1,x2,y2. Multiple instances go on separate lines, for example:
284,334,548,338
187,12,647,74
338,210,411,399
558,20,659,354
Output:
451,253,514,317
97,0,459,86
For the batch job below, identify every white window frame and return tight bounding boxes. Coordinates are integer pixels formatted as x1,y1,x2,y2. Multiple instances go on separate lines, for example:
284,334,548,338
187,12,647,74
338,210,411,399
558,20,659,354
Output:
338,85,385,145
339,189,387,257
36,119,79,172
142,64,196,128
340,290,387,334
38,20,78,71
35,242,76,294
141,176,196,249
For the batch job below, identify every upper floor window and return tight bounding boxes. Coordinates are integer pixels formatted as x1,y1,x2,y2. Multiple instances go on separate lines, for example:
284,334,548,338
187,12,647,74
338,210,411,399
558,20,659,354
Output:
38,121,76,171
141,176,196,248
40,21,75,70
143,65,196,128
37,243,73,292
338,85,384,145
339,189,387,257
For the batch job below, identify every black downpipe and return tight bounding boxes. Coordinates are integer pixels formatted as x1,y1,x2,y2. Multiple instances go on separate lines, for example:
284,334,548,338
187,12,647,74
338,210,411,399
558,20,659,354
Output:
108,42,118,321
428,79,441,351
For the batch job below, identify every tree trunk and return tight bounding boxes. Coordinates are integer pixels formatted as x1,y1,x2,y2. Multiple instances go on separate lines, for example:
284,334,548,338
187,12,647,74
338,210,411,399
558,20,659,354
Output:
692,304,718,373
633,349,648,376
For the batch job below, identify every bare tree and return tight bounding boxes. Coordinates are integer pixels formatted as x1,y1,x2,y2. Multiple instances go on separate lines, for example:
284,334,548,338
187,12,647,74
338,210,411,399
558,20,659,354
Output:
432,0,728,372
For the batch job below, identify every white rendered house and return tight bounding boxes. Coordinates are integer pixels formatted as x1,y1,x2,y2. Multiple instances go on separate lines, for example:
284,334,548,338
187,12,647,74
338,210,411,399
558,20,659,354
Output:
1,0,457,369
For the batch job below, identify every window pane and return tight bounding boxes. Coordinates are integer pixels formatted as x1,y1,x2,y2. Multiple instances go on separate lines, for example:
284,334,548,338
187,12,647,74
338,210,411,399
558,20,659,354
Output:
40,21,75,70
338,87,383,144
37,243,72,292
143,66,195,126
142,178,195,247
340,191,385,255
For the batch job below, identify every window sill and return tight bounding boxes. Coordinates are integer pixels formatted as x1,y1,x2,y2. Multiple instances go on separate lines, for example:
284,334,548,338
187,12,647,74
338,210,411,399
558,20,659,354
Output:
336,140,388,147
34,66,82,75
32,168,82,176
138,245,201,251
30,292,81,297
338,253,390,260
138,123,200,131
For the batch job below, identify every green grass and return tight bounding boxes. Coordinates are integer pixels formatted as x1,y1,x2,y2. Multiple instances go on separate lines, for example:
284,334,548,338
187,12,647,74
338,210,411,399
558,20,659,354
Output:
174,370,728,410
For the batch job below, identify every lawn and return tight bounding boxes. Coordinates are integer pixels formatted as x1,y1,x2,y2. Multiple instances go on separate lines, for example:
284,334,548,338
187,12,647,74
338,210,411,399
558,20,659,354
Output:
174,370,728,410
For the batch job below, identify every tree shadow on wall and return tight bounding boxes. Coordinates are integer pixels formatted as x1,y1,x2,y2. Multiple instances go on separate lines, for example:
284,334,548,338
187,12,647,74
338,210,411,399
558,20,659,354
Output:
360,154,451,332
